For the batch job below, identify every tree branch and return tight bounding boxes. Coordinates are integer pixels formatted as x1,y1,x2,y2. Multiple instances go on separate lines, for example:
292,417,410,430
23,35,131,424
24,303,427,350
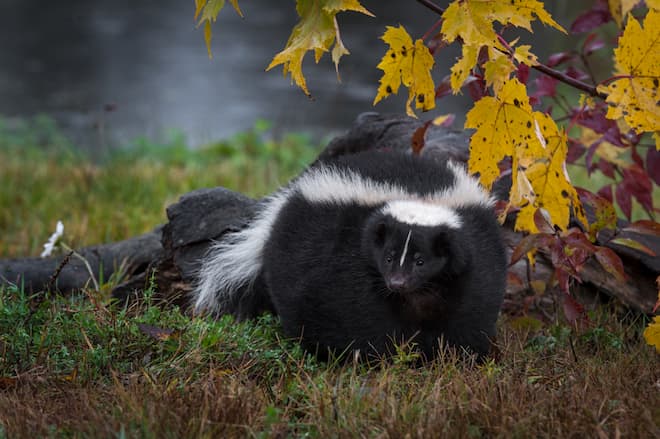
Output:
414,0,609,100
414,0,445,15
531,63,608,100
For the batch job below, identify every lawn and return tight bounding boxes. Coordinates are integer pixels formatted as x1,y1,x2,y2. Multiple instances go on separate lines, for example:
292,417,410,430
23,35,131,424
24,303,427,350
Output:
0,117,658,438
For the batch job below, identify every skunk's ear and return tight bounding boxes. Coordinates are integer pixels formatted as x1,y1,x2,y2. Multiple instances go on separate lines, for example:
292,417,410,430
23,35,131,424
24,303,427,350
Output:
372,221,388,247
433,230,470,275
365,216,388,248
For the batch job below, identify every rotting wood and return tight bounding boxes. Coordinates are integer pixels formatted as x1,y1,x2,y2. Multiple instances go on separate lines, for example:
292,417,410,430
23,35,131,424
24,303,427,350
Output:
1,113,657,314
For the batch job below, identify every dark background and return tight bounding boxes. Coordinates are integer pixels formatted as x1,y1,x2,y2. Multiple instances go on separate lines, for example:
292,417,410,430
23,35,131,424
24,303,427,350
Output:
0,0,582,149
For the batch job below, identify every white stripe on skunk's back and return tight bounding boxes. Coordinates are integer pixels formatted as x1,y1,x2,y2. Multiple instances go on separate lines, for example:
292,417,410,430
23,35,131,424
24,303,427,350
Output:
295,167,411,206
440,161,494,208
294,161,493,208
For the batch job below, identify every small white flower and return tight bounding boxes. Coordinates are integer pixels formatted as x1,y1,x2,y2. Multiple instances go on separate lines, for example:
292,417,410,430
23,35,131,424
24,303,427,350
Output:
41,220,64,258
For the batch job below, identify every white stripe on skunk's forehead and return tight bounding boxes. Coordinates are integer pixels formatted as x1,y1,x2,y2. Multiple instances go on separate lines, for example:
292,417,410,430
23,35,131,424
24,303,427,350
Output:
382,200,462,228
295,166,410,205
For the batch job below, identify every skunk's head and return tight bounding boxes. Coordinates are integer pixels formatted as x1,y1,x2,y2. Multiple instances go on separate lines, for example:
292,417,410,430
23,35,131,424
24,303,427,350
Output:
363,201,469,294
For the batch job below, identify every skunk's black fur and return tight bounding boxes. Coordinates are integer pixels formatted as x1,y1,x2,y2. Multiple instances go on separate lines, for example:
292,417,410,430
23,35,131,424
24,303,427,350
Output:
255,151,506,360
194,150,505,360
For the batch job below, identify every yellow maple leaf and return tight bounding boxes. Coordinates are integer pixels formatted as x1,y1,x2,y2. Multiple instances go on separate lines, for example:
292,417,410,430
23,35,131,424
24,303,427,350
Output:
597,11,660,143
608,0,640,27
373,25,435,117
484,49,516,94
450,45,480,93
266,0,373,97
466,78,534,191
195,0,243,59
516,113,588,232
513,45,539,66
466,79,585,232
644,315,660,353
441,0,564,93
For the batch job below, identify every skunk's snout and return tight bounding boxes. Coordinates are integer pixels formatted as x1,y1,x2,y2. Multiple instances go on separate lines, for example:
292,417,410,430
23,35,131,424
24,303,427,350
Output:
386,273,411,293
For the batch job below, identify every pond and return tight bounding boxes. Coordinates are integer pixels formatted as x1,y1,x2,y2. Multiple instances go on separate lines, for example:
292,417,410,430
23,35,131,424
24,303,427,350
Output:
0,0,575,148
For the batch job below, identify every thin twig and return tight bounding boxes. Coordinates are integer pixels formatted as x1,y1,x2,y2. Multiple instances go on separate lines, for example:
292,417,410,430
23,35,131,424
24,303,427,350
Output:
496,35,608,99
413,0,610,100
532,63,607,99
414,0,445,15
47,250,74,292
61,244,100,291
421,18,444,42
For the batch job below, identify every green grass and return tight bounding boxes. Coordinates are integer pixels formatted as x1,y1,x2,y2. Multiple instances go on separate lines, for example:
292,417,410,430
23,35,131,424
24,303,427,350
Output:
1,283,657,438
0,117,319,257
1,116,658,437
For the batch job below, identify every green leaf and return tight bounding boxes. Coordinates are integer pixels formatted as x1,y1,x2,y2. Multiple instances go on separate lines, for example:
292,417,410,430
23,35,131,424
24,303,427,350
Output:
610,237,657,256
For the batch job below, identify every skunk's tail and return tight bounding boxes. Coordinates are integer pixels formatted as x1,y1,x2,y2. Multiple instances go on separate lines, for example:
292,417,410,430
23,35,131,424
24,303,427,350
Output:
193,190,291,315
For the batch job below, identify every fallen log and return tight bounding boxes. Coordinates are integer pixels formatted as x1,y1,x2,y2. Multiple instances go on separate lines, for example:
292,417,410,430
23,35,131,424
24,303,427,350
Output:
1,113,658,314
0,228,163,294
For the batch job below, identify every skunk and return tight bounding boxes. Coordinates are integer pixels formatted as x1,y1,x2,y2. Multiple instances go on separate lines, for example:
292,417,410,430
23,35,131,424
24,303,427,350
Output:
194,151,506,359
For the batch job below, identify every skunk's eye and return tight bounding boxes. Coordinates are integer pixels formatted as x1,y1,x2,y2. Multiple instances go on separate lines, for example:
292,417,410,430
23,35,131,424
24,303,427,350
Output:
386,256,393,263
416,259,424,266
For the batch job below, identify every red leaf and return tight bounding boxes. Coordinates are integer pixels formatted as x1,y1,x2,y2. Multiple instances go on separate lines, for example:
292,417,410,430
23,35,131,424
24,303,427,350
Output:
556,267,572,294
546,52,574,68
435,75,452,99
510,233,555,265
566,139,586,163
493,199,511,217
622,166,653,212
466,75,487,101
562,294,588,326
597,185,613,203
610,237,657,256
570,1,612,33
573,108,626,147
532,75,559,99
622,220,660,237
582,33,606,56
594,246,627,282
411,121,432,155
597,159,616,178
563,229,597,254
615,184,632,220
565,66,590,81
585,139,601,174
507,271,524,288
534,208,556,234
631,145,644,168
427,31,447,55
646,147,660,186
516,63,530,84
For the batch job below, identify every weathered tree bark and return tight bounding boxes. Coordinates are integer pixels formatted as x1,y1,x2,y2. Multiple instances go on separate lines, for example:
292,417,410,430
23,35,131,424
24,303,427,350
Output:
0,229,163,294
1,113,658,314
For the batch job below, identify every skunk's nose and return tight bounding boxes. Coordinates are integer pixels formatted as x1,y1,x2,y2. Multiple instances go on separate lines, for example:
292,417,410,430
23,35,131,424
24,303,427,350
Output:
386,274,410,292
